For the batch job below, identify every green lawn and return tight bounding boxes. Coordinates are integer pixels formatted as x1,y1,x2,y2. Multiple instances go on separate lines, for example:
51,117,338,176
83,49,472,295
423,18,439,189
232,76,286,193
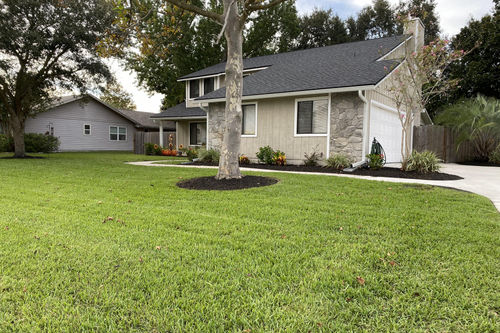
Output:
1,152,499,332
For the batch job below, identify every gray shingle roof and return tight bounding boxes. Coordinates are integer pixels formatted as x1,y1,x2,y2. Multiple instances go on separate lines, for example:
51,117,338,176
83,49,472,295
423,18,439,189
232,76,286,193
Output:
118,109,175,130
150,102,206,119
181,35,406,101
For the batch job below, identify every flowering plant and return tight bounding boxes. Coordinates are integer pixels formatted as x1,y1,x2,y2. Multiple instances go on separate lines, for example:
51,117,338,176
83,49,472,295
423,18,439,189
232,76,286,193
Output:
383,15,475,170
367,153,384,170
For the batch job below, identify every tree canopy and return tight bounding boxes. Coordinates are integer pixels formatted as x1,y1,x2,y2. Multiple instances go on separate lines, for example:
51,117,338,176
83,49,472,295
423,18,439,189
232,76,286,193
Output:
99,82,137,110
0,0,115,157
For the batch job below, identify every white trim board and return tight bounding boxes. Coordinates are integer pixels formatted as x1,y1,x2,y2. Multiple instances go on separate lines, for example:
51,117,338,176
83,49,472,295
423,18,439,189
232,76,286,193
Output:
196,85,375,104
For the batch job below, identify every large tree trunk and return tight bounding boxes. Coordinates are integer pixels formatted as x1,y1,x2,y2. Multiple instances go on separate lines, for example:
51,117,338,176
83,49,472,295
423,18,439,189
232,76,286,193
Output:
11,113,27,158
215,0,244,180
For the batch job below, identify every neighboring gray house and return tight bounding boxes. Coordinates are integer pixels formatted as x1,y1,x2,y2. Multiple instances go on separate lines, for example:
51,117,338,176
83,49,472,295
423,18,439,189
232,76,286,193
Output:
24,95,175,152
152,19,431,164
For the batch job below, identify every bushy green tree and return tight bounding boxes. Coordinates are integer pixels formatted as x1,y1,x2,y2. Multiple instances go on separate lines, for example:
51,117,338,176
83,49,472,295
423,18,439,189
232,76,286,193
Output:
243,1,300,57
100,82,137,110
395,0,441,44
295,7,349,49
0,0,114,157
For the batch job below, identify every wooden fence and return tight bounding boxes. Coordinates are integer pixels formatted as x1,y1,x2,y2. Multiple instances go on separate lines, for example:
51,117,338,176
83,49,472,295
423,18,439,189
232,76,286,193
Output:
133,132,176,155
412,125,475,163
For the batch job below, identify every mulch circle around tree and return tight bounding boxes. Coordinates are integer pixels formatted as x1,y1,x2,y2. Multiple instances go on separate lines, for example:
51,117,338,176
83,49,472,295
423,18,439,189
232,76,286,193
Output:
177,175,279,191
187,162,463,181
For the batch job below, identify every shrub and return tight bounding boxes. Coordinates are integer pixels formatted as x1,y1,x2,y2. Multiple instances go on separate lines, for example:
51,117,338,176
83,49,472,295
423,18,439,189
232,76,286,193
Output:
435,95,500,161
303,145,323,166
488,148,500,164
0,134,14,152
256,145,275,164
405,150,442,173
185,147,199,161
199,148,220,164
366,153,384,170
325,154,351,170
272,150,286,166
24,133,60,153
144,142,155,155
239,155,250,164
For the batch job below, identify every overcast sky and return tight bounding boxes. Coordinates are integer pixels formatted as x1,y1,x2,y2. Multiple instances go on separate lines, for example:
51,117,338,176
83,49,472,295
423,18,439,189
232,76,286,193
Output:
115,0,496,113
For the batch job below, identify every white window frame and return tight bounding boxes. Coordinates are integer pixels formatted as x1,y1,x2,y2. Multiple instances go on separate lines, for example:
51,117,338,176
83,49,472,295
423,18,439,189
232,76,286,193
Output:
294,96,330,137
188,121,207,146
202,77,216,96
188,79,201,100
109,126,127,142
241,102,258,138
83,124,91,136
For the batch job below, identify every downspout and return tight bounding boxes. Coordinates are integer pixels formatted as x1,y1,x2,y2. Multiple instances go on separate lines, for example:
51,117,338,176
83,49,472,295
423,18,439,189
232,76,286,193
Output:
358,90,369,164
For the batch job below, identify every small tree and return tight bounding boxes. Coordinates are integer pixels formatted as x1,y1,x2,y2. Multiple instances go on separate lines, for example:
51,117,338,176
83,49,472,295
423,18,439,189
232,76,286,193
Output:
385,17,468,170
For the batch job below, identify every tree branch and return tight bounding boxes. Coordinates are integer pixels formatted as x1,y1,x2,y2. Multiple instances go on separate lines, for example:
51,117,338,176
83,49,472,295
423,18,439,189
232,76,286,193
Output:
165,0,224,24
246,0,290,11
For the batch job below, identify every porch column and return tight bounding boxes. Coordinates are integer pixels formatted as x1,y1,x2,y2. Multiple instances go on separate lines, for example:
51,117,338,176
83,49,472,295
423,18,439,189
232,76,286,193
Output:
159,121,164,147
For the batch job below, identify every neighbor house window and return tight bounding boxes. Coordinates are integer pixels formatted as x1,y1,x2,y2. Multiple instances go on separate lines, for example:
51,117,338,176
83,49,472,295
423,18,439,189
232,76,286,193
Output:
203,77,215,95
110,126,127,141
241,104,257,136
84,124,91,135
296,99,328,135
189,79,200,99
190,122,206,145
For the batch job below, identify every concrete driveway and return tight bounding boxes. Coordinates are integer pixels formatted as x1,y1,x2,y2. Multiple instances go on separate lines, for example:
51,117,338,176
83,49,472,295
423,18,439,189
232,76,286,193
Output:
128,161,500,213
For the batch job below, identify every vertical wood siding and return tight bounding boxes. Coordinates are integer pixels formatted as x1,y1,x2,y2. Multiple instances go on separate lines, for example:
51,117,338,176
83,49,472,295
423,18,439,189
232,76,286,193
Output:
239,96,328,163
24,99,138,151
413,125,476,163
133,132,176,154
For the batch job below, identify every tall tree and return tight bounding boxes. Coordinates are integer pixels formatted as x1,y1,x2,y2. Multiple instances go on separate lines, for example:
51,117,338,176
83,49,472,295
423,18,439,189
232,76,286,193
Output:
396,0,441,44
243,1,300,57
99,82,137,110
427,2,499,117
295,8,349,49
123,1,225,109
122,1,298,109
160,0,291,179
0,0,114,157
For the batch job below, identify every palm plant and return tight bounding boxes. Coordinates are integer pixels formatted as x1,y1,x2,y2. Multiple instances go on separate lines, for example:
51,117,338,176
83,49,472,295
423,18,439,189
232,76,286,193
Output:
435,95,500,161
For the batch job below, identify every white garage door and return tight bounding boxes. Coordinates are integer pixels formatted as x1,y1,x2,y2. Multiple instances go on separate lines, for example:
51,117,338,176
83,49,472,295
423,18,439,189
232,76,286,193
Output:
369,103,403,163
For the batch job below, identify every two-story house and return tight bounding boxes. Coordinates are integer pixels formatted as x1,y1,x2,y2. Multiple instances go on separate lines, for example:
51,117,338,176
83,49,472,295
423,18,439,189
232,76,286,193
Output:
151,18,430,164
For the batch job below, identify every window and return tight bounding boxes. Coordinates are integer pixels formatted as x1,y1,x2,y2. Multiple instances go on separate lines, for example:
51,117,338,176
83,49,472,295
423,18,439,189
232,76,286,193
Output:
110,126,127,141
241,104,257,136
189,122,206,145
84,124,91,135
296,99,328,135
204,77,215,95
189,79,199,99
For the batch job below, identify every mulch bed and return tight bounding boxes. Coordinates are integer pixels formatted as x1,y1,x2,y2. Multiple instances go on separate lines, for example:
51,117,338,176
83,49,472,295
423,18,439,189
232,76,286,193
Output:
187,162,462,181
177,175,278,191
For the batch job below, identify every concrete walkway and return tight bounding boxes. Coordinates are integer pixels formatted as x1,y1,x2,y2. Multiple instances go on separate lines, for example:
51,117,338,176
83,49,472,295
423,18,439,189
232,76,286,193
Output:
127,161,500,213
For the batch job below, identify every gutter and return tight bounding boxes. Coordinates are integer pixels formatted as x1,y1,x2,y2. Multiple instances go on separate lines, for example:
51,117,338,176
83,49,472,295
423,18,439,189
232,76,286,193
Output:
359,90,369,162
344,90,369,173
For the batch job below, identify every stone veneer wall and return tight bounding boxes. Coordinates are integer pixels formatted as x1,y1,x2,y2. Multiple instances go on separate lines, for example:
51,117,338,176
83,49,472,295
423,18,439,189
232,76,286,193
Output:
330,92,364,161
207,102,225,151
